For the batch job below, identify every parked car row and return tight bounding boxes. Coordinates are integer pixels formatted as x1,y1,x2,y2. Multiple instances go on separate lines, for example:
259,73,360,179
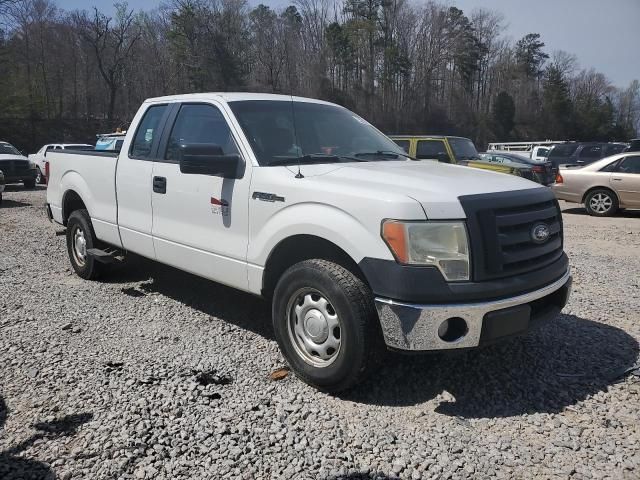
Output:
3,121,637,219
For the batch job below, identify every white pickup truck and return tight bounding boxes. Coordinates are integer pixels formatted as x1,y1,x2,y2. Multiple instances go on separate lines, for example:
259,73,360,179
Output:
46,93,572,391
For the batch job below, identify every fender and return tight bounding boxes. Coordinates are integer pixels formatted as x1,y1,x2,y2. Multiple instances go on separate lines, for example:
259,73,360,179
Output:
246,202,395,294
60,170,121,248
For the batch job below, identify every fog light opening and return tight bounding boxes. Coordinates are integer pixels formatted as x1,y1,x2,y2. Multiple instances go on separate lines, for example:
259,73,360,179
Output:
438,317,469,343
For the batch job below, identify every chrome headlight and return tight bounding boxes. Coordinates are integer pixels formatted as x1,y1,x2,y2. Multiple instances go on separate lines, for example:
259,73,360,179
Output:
28,161,36,169
382,220,470,281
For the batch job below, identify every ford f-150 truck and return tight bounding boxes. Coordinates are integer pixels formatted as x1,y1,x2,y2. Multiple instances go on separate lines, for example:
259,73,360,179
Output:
46,93,572,392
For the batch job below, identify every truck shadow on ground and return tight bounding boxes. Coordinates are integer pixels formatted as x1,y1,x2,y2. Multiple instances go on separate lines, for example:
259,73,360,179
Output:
110,255,276,341
2,185,46,192
0,396,93,480
0,199,32,208
104,256,638,418
345,314,638,417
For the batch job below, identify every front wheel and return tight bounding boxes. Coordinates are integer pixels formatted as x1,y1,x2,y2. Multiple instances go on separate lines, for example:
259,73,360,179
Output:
584,189,618,217
272,259,379,392
35,168,45,184
66,209,102,280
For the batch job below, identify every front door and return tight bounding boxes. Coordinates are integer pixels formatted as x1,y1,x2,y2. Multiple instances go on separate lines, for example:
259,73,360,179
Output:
416,139,452,163
116,103,170,259
611,155,640,207
151,102,252,291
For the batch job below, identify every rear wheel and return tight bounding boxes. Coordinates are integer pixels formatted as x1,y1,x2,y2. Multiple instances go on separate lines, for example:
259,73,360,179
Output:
272,259,379,392
584,189,618,217
66,209,102,280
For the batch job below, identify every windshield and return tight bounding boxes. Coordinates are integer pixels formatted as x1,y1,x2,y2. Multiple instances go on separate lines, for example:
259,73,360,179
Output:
228,100,406,166
448,137,479,160
536,147,549,157
0,143,22,155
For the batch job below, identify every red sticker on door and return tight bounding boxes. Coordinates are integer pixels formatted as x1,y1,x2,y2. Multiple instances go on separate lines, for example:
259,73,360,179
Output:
211,197,230,216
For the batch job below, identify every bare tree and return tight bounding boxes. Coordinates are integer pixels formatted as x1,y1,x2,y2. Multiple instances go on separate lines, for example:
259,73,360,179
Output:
73,3,141,121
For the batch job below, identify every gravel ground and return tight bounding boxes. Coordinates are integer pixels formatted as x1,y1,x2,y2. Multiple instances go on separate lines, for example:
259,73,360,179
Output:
1,185,639,480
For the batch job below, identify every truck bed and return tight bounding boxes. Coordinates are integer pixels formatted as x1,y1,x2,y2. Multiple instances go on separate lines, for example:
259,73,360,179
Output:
46,150,121,247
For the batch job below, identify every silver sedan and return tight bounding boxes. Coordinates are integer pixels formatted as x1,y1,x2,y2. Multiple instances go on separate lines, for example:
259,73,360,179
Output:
552,153,640,216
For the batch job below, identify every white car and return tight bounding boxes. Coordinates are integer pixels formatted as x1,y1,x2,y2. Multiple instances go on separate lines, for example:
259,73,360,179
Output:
46,93,572,391
29,144,93,184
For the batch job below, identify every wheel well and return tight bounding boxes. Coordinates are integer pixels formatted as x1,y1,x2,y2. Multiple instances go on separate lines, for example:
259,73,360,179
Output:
262,235,367,298
62,190,86,225
582,186,618,204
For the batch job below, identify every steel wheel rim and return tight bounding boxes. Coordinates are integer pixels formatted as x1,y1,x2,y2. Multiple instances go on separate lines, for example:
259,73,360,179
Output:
287,288,342,368
590,193,612,213
72,226,87,267
36,171,42,183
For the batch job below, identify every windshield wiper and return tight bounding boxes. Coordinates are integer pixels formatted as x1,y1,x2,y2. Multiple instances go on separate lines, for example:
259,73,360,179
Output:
354,150,414,160
267,153,367,166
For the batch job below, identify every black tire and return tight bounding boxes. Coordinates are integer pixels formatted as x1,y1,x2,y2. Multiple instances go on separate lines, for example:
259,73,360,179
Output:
584,188,618,217
66,209,102,280
272,259,380,392
23,178,36,189
35,168,45,184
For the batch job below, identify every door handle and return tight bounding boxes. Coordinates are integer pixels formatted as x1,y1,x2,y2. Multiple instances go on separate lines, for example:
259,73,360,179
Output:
153,176,167,194
612,177,622,181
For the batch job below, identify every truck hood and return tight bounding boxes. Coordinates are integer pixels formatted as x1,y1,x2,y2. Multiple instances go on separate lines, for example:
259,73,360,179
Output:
294,160,542,219
0,154,28,161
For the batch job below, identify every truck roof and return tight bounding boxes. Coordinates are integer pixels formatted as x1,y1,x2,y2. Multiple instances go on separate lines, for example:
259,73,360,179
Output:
144,92,338,106
388,135,469,140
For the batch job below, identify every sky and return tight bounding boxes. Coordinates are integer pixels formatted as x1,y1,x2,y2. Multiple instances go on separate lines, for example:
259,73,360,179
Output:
56,0,640,88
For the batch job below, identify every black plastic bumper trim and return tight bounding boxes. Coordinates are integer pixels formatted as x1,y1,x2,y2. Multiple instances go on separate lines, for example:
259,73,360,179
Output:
359,253,569,304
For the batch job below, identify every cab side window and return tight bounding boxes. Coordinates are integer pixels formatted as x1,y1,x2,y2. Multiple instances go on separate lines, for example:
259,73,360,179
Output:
393,140,410,153
165,104,239,162
617,156,640,174
130,104,167,159
416,140,451,163
579,145,602,160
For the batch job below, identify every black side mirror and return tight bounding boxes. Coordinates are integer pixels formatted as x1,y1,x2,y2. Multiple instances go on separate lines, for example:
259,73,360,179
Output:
178,143,244,179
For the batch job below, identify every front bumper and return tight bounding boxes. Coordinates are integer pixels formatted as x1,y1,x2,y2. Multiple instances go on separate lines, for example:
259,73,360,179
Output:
3,170,37,184
375,268,571,351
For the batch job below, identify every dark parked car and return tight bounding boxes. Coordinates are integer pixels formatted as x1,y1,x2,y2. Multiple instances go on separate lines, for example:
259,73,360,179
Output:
625,139,640,152
547,142,627,170
479,151,555,185
0,141,37,188
0,169,5,204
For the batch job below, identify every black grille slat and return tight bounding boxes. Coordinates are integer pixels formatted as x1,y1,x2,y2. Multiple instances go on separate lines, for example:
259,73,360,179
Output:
501,236,562,264
458,189,564,281
495,205,558,227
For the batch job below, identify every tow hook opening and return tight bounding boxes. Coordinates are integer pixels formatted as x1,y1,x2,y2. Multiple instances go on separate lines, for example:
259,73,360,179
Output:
438,317,469,342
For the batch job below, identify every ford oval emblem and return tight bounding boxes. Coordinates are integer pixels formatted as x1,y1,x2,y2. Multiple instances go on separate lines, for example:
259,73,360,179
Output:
531,223,550,244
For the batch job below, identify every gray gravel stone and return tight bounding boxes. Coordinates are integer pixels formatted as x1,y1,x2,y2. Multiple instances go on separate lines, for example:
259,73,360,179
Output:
0,189,639,479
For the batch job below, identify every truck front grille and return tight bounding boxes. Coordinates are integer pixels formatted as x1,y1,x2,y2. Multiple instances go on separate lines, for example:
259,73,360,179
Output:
459,188,564,281
0,159,30,176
